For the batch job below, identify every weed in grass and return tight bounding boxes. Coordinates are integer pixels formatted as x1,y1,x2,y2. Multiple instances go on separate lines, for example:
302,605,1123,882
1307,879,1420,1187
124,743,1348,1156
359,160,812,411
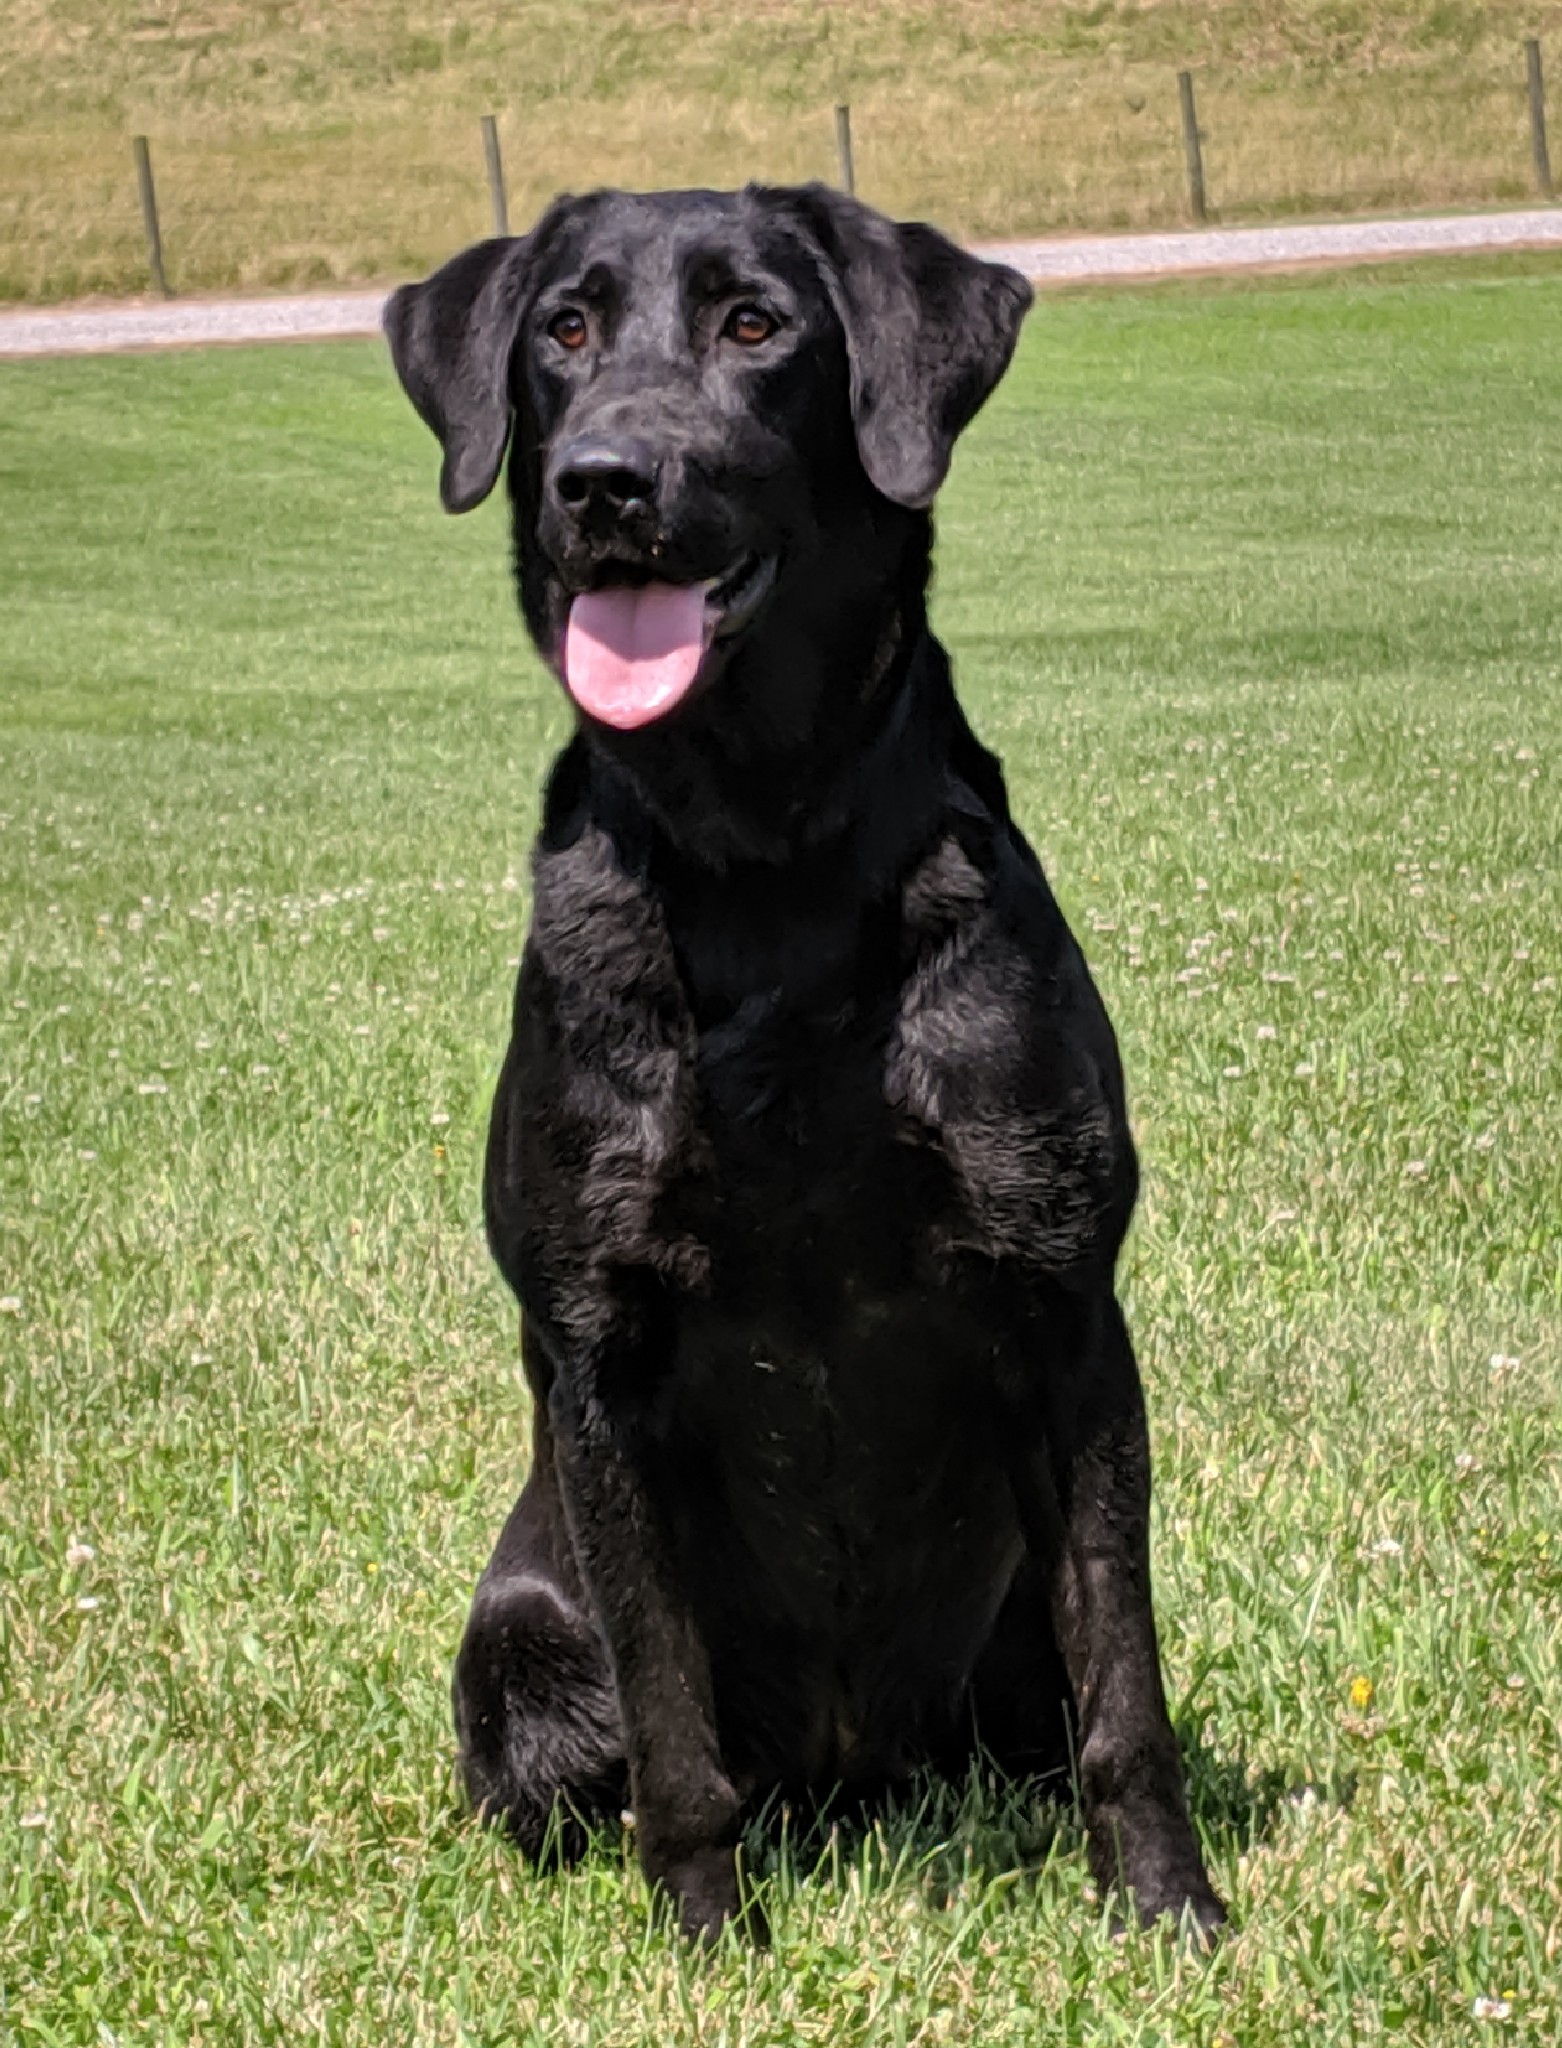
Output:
1,260,1560,2041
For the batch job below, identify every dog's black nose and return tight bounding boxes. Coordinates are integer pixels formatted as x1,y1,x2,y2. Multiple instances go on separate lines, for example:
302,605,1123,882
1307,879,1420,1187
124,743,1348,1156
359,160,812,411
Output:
549,438,660,520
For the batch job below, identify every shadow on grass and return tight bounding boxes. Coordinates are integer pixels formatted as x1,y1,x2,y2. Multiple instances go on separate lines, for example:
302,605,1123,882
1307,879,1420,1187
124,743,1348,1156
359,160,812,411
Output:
453,1728,1358,1926
734,1733,1356,1906
1183,1737,1356,1859
745,1767,1082,1908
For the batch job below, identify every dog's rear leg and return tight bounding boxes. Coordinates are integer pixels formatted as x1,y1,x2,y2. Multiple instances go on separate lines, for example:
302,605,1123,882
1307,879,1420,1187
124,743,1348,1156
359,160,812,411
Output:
453,1420,626,1860
1001,1289,1225,1937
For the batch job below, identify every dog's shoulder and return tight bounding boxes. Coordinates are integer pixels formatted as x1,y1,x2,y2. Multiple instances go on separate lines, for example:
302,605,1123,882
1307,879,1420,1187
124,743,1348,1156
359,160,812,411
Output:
522,740,687,1050
485,743,712,1318
887,786,1137,1275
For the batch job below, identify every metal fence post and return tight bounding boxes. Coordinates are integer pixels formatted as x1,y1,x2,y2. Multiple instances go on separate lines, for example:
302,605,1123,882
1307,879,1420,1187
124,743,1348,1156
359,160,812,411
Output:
1177,70,1208,223
834,103,856,197
481,113,509,236
132,135,170,296
1526,40,1554,199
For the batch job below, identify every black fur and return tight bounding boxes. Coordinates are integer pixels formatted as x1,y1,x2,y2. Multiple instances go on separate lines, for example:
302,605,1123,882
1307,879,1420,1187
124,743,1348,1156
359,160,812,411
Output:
385,183,1223,1945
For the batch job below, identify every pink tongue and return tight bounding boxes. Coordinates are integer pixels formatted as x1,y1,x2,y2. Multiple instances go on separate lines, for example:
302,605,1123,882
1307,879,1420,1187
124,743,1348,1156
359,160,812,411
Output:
564,583,711,730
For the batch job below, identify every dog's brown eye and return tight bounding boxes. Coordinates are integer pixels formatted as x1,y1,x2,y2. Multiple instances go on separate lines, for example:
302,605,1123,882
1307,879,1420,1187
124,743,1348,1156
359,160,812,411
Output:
725,305,776,347
550,310,589,351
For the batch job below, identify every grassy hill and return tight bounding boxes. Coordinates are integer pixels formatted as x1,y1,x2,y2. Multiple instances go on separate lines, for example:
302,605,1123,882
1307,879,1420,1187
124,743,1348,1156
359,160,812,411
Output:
2,3,1560,301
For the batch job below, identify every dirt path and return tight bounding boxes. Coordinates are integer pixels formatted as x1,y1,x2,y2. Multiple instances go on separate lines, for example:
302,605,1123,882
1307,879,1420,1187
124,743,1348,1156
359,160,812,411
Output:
2,207,1559,358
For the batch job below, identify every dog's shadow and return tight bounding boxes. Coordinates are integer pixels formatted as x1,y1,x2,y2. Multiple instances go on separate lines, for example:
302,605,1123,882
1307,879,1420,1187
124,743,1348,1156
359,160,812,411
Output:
738,1733,1354,1908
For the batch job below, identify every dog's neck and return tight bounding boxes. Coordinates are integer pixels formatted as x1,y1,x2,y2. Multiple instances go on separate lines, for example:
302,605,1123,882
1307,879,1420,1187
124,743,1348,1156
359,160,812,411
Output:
557,507,990,876
577,606,956,879
530,529,1016,1025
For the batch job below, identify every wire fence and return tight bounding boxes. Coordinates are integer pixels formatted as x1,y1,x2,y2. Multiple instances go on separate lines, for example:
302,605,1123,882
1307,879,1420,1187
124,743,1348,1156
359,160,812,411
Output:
9,42,1558,305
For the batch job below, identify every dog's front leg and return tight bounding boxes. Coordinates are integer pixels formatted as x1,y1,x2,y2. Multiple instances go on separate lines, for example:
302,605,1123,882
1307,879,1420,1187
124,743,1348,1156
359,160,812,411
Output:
548,1380,755,1945
1000,1288,1225,1938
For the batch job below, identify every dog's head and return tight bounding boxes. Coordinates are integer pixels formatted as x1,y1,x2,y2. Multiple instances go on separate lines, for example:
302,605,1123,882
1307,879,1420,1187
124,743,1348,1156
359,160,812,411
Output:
386,186,1030,736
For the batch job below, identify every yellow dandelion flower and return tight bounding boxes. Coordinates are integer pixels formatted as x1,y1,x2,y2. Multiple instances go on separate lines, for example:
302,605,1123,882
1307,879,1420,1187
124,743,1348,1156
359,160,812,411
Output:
1349,1676,1374,1711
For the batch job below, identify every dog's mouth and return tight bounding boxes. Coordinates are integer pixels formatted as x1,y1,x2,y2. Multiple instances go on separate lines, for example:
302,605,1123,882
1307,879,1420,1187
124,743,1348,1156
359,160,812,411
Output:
562,554,777,731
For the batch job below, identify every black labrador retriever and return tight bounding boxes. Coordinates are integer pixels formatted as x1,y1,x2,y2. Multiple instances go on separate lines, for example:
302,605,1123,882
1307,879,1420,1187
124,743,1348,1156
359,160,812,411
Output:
385,183,1223,1945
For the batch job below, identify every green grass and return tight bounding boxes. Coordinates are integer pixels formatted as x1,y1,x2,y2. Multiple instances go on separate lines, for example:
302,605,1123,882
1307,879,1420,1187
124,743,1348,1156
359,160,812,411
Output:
2,256,1561,2044
3,1,1561,300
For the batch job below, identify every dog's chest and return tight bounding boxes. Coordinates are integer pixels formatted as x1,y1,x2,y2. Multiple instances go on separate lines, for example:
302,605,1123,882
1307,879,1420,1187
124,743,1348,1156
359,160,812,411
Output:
663,916,979,1304
518,816,1131,1314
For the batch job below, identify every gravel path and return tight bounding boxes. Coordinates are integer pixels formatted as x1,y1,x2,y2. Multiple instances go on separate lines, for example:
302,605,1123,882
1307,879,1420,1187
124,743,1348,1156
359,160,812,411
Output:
980,205,1562,281
2,208,1558,358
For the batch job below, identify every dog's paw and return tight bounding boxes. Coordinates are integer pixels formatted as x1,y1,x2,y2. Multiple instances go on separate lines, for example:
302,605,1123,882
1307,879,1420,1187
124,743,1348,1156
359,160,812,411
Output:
656,1845,768,1948
1129,1877,1227,1948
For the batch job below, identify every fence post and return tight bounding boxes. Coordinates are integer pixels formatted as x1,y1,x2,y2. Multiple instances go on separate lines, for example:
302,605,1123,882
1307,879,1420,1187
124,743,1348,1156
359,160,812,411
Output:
834,103,856,197
132,135,169,296
1177,70,1208,223
481,113,509,237
1526,40,1554,199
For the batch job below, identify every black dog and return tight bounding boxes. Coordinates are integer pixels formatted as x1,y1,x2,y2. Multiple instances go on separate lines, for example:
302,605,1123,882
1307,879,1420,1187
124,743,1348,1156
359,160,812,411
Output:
385,184,1223,1945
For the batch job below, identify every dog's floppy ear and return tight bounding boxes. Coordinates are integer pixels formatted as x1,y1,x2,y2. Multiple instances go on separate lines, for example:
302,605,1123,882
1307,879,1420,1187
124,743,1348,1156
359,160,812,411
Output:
384,232,546,514
774,185,1032,510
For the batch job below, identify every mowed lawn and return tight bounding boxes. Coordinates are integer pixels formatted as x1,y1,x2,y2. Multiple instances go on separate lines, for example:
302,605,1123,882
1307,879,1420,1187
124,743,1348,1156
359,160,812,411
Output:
2,260,1560,2045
